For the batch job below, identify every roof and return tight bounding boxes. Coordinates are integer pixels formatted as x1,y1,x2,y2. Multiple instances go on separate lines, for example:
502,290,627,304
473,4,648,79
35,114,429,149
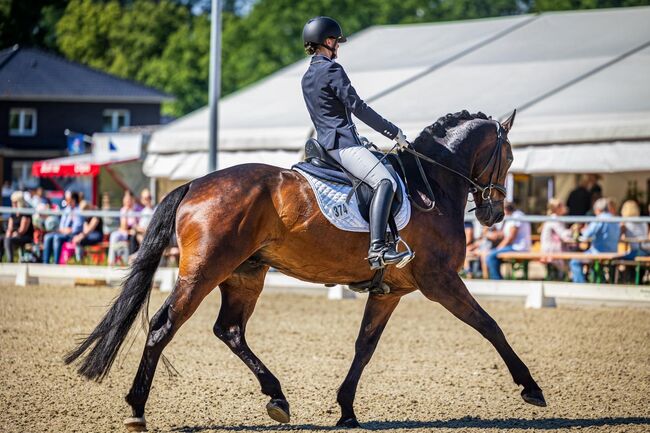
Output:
146,6,650,178
0,45,173,103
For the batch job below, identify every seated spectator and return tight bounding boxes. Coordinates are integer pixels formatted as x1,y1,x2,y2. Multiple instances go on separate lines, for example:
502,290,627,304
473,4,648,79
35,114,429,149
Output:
42,191,83,264
108,190,139,265
0,191,34,262
26,187,47,209
569,197,621,283
618,200,649,260
72,201,104,262
540,198,573,278
131,188,154,253
486,202,531,280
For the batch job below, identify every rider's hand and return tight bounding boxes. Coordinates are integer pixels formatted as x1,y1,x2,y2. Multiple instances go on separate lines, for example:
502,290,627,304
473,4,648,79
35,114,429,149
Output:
394,129,409,150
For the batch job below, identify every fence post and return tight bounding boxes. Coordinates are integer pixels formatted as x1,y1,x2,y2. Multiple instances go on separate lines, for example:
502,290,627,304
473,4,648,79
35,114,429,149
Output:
15,264,37,287
525,282,556,309
328,285,357,300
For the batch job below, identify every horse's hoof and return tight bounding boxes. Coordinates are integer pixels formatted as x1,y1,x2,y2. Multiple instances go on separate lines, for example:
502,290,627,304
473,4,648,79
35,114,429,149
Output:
124,416,147,432
266,399,291,423
336,417,360,428
521,387,547,407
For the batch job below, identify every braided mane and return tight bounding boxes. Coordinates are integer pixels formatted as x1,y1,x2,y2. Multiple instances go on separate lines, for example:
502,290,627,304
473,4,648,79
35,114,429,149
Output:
422,110,491,139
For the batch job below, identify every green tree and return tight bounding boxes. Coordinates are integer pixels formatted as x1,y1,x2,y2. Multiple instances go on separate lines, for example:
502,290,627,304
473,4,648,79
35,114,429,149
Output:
140,14,211,117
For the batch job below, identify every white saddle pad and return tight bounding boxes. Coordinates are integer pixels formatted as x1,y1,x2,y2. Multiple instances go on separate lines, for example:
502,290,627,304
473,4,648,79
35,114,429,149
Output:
294,167,411,233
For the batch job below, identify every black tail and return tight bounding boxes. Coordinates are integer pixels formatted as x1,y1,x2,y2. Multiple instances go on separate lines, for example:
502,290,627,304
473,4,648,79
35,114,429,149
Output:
64,183,190,381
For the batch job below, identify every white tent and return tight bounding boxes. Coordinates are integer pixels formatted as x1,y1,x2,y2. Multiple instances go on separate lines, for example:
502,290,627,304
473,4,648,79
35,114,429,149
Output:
146,6,650,181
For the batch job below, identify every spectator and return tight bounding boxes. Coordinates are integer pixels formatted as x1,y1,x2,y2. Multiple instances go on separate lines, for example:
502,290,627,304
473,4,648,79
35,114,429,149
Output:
108,190,139,265
72,201,104,262
1,191,34,262
569,198,621,283
1,180,13,208
566,174,602,216
27,187,47,209
131,188,154,253
486,202,531,280
101,192,119,236
619,200,649,260
42,191,83,264
540,198,573,279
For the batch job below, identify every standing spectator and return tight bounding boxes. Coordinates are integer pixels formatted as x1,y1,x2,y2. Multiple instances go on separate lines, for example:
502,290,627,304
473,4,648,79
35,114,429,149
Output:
108,191,139,265
619,200,649,260
540,198,573,279
569,198,621,283
131,188,154,253
72,201,104,262
1,191,34,262
486,203,531,280
566,174,602,216
42,191,83,264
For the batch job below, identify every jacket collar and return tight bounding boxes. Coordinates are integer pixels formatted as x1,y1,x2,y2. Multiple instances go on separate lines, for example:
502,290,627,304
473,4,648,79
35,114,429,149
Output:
311,54,333,64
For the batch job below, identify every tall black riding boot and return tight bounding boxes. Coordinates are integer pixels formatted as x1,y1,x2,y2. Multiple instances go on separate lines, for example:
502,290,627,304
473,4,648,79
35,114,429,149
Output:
367,179,411,270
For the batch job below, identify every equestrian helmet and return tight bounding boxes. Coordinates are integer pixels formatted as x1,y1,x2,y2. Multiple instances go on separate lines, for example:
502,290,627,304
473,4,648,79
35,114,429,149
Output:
302,16,347,46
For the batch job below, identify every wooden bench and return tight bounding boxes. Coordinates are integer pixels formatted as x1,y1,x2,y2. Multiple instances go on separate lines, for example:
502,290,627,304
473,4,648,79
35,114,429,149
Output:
635,256,650,285
497,251,621,283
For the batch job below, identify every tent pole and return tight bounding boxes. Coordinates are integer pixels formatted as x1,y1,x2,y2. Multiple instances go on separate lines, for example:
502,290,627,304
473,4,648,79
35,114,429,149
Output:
208,0,222,172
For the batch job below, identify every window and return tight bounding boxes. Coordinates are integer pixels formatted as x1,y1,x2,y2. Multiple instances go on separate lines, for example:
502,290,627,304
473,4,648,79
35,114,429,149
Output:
102,109,130,132
9,108,37,136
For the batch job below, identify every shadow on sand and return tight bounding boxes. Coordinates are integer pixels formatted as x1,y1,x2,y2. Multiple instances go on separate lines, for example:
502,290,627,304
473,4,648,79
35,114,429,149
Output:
172,416,650,432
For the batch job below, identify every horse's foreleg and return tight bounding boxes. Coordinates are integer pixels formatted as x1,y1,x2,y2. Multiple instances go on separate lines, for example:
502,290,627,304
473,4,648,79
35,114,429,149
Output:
422,272,546,407
214,267,290,423
336,294,400,427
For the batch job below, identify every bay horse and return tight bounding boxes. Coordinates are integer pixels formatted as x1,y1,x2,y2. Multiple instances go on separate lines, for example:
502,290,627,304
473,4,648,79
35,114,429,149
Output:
65,110,546,431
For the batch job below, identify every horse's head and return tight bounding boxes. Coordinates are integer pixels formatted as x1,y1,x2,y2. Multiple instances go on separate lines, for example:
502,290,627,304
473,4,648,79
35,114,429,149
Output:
470,110,515,227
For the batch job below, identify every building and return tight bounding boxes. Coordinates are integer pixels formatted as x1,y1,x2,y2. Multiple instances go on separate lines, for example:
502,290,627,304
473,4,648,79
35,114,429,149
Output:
0,45,172,188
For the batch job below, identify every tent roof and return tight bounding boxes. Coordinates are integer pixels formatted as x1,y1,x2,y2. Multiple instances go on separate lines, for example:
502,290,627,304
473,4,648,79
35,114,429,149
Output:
148,6,650,177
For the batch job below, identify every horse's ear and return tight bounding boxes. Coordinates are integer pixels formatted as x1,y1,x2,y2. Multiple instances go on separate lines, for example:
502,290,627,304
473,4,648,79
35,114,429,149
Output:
502,109,516,133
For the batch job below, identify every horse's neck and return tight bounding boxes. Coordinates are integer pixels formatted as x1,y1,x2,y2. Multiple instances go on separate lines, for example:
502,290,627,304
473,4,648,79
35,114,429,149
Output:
406,137,472,220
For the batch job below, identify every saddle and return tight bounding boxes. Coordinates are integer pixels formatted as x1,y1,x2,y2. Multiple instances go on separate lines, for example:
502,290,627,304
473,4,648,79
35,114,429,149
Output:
294,138,404,223
292,139,412,296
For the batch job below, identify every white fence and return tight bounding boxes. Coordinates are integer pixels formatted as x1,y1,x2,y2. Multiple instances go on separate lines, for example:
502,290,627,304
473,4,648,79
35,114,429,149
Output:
0,264,648,308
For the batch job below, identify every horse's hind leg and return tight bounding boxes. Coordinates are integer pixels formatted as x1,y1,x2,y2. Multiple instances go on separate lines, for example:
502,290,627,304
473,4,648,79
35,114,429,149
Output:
422,272,546,407
124,270,222,431
213,265,291,423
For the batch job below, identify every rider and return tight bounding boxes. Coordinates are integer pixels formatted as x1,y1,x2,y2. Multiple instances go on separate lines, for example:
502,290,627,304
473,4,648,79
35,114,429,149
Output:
301,16,413,270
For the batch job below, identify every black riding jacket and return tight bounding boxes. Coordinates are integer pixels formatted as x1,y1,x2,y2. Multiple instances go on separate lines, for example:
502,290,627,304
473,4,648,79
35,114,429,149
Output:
301,54,398,151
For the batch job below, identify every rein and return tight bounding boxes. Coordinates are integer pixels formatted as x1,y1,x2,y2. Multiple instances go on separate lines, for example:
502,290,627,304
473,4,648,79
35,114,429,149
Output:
396,123,508,212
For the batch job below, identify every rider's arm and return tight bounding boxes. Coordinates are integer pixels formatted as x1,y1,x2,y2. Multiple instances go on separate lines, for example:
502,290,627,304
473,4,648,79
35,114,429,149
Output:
327,63,398,140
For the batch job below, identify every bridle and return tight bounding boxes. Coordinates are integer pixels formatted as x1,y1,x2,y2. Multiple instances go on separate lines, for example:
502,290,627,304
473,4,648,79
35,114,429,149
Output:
397,121,509,213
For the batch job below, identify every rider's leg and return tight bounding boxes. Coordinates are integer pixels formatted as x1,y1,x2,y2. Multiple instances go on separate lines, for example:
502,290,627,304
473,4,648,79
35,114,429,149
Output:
327,145,397,192
328,145,410,269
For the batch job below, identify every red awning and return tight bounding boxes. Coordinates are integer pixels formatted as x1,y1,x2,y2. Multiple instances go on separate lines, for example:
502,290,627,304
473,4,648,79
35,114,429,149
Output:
32,154,136,177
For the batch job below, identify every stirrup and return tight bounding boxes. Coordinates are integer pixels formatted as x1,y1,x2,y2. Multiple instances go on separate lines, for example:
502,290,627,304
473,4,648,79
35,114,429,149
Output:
394,237,415,269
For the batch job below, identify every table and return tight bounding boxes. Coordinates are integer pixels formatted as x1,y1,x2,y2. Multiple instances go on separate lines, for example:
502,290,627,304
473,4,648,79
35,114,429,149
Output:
497,251,621,283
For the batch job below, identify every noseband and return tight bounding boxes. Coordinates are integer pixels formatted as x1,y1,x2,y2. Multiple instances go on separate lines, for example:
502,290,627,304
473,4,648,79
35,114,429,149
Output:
399,121,508,213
